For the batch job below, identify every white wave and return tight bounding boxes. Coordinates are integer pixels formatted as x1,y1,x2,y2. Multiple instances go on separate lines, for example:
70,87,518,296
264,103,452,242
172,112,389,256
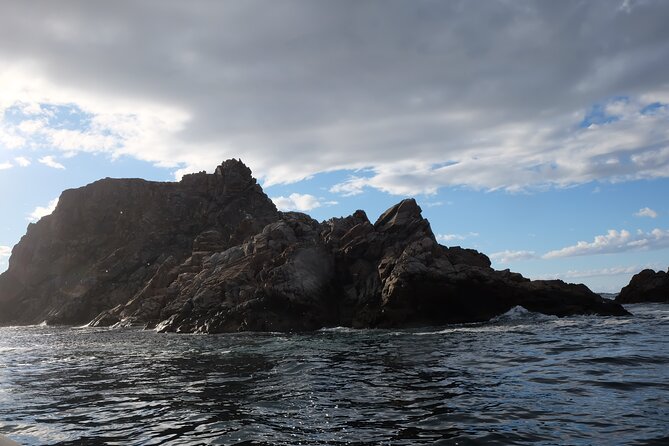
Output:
409,306,559,336
490,305,558,324
318,326,357,333
410,324,512,336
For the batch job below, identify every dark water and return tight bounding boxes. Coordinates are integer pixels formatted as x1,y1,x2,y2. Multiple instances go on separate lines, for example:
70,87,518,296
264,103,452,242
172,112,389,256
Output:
1,304,668,446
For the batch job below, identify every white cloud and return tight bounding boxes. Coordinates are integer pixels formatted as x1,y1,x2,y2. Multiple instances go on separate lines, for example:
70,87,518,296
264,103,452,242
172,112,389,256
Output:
27,198,59,222
424,201,451,208
437,232,479,243
635,207,658,218
0,125,25,149
0,2,668,191
544,228,669,258
0,161,12,170
0,245,10,273
271,193,336,212
45,127,120,153
329,176,369,197
538,264,662,281
38,156,65,169
14,156,31,167
17,118,45,134
490,250,537,264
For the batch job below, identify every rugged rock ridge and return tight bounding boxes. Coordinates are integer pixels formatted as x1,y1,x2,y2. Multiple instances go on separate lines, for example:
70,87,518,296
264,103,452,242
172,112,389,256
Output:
0,159,629,332
0,159,278,325
616,268,669,303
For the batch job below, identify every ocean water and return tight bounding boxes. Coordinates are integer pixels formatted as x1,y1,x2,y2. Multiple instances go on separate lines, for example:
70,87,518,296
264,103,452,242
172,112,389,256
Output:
0,304,667,446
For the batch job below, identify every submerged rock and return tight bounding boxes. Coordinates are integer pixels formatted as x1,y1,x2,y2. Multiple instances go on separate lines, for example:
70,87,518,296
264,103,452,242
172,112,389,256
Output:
0,160,629,332
616,268,669,303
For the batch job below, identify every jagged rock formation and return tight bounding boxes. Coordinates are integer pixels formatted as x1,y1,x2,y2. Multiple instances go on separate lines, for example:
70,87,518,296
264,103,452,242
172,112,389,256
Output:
616,268,669,303
0,160,629,332
0,159,278,325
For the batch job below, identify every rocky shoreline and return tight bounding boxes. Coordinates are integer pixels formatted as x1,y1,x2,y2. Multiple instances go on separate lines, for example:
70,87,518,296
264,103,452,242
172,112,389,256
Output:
0,159,629,333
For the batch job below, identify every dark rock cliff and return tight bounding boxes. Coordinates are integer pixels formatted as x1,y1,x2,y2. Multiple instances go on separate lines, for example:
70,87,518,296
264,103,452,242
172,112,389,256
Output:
0,159,629,332
0,159,278,325
616,268,669,303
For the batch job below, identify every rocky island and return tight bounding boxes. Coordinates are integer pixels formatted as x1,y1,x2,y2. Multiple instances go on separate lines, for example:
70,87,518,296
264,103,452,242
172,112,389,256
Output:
616,268,669,304
0,159,629,333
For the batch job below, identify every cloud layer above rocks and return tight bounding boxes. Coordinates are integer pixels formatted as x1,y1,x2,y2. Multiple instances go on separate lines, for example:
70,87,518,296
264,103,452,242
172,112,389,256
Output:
1,0,668,193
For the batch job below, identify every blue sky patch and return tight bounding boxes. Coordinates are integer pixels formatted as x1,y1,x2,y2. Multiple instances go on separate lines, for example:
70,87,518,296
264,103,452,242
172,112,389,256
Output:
580,97,629,128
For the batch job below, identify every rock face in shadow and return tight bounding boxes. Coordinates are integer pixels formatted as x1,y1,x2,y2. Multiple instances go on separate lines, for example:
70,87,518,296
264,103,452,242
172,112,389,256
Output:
616,268,669,303
0,160,278,325
0,160,629,332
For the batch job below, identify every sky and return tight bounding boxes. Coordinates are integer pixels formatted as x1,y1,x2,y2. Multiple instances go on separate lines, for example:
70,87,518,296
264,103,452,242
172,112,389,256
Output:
0,0,668,293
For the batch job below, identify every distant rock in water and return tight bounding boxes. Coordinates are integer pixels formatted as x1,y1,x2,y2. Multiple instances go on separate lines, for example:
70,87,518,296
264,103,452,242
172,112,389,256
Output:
616,268,669,304
0,159,629,332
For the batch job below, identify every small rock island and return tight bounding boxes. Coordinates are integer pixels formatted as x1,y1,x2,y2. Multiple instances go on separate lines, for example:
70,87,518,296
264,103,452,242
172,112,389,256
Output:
616,268,669,304
0,159,629,333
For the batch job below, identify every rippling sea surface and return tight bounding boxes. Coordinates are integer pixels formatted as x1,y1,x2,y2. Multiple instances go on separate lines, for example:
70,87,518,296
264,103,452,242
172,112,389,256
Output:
1,304,668,445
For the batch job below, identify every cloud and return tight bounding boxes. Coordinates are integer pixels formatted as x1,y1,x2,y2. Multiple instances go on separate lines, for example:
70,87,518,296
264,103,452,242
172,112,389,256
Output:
538,264,662,281
0,245,10,272
0,1,668,190
38,156,65,169
635,207,658,218
0,122,25,149
619,0,635,14
27,198,59,222
17,118,45,134
271,193,336,212
490,250,537,264
14,156,31,167
544,228,669,258
0,161,12,170
437,232,479,243
329,176,369,197
327,97,669,195
424,201,451,208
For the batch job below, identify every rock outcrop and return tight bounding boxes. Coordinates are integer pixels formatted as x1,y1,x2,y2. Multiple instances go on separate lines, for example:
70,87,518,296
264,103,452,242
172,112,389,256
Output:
0,159,629,332
0,159,278,325
616,268,669,303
